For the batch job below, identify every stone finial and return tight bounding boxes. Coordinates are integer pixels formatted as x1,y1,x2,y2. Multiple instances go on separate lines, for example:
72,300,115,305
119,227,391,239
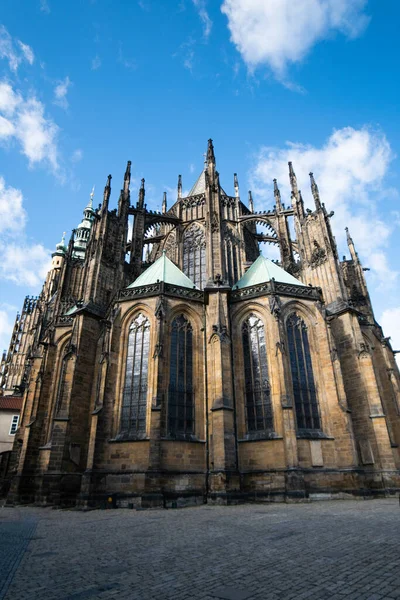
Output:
177,174,182,199
309,172,321,209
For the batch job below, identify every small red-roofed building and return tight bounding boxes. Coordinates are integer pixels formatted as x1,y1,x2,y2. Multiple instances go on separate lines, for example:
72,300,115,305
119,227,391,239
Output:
0,395,23,454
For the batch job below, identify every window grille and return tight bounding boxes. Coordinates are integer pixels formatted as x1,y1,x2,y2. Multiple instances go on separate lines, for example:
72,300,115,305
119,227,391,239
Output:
9,415,19,435
242,315,273,432
168,315,194,436
183,224,206,289
286,314,320,430
120,314,150,436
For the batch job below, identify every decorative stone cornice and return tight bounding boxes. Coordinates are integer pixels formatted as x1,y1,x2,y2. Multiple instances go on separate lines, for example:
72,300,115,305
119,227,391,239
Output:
230,280,321,303
118,281,204,303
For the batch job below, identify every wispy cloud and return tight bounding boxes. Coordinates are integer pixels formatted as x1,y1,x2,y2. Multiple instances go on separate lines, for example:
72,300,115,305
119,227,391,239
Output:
192,0,212,40
0,80,60,175
53,76,72,110
0,176,51,290
40,0,50,13
0,25,35,72
91,54,101,70
249,126,397,288
221,0,369,88
71,148,83,163
118,42,136,70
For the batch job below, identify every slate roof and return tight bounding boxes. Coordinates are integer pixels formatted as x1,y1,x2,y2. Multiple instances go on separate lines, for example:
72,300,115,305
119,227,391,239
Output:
188,170,227,197
233,255,302,289
127,252,197,289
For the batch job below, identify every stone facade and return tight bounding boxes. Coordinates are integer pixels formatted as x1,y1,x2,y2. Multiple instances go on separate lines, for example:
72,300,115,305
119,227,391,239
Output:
1,140,400,507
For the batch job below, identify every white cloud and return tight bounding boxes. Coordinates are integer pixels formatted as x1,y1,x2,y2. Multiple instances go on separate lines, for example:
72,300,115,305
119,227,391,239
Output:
249,126,397,287
0,81,21,115
192,0,212,39
0,176,26,235
221,0,369,83
0,308,14,354
0,176,51,289
0,243,51,287
54,76,71,110
0,25,35,72
380,307,400,366
0,81,60,173
71,148,83,163
91,55,101,70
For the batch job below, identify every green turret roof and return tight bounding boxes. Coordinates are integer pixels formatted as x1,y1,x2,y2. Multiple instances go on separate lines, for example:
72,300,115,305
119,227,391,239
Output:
233,255,301,289
127,252,197,289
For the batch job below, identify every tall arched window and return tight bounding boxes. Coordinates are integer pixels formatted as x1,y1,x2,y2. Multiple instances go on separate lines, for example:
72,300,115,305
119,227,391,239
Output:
168,315,194,436
286,314,320,430
120,314,150,436
242,315,273,433
183,224,206,289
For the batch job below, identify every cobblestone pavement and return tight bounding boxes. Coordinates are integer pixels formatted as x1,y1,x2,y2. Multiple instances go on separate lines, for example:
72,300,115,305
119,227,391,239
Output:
1,499,400,600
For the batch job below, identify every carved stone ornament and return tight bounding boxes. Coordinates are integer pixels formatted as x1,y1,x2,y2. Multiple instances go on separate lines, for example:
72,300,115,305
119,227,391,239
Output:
310,240,327,268
209,323,230,344
211,212,219,232
269,295,281,320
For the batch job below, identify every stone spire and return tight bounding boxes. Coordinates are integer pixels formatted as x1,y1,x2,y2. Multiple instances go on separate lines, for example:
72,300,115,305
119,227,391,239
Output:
102,175,112,211
207,138,215,167
288,161,298,197
138,178,145,209
234,173,239,198
177,174,182,199
162,191,167,214
124,160,131,195
248,190,254,213
346,227,358,263
309,172,321,210
273,179,282,211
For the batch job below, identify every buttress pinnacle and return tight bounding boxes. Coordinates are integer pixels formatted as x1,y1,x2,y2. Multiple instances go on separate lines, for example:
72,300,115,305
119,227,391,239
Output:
207,139,215,166
309,172,321,209
273,179,282,211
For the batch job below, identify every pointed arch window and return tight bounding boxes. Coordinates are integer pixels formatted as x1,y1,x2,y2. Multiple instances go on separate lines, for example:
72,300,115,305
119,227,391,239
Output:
183,224,206,289
168,315,194,436
242,315,273,433
120,314,150,436
286,314,320,430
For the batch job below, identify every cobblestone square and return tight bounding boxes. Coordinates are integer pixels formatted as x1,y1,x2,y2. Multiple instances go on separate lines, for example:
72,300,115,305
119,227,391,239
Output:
1,499,399,600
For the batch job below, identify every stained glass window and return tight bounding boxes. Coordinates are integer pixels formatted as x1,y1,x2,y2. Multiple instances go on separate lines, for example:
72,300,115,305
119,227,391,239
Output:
120,314,150,436
286,314,320,430
168,315,194,436
183,224,206,289
242,315,273,432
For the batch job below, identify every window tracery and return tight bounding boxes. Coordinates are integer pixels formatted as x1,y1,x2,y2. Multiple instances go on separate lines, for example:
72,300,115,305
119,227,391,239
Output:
168,315,194,436
120,314,150,436
242,315,273,433
183,224,206,289
286,313,320,430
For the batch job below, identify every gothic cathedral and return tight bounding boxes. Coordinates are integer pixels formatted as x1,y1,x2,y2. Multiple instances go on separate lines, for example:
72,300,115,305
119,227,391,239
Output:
1,140,400,507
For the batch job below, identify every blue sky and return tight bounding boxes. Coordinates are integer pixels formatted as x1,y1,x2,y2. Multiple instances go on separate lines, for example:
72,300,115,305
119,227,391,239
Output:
0,0,400,358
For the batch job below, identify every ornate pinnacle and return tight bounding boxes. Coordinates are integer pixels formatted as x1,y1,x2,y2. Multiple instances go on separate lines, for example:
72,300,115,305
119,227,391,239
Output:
124,160,131,181
207,138,215,166
162,191,167,214
234,173,239,198
138,178,145,209
309,172,321,209
288,162,298,196
177,174,182,199
248,190,254,213
273,178,282,211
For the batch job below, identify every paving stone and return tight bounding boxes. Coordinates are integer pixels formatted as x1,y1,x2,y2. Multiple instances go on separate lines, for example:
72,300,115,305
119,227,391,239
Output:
1,499,400,600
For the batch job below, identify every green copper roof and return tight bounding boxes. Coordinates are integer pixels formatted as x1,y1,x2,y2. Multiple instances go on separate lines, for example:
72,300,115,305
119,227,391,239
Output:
127,252,197,289
233,255,301,289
